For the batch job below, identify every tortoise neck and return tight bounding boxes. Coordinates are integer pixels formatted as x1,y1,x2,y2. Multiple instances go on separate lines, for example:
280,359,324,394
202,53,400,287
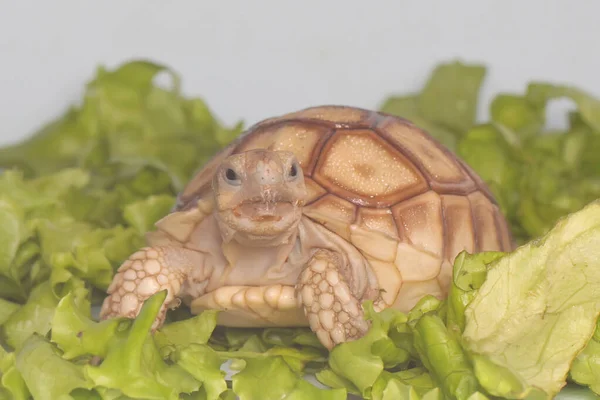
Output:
231,230,298,248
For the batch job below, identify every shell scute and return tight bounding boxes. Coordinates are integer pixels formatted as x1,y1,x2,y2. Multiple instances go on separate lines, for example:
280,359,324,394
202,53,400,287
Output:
304,177,328,201
355,208,399,240
279,105,373,127
391,191,444,258
377,117,477,195
395,243,442,282
468,191,503,252
303,194,357,241
440,194,476,260
235,120,333,174
312,129,429,208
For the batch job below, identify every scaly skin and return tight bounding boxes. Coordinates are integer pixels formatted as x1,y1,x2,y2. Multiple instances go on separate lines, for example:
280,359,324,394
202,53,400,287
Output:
100,246,192,330
296,249,374,350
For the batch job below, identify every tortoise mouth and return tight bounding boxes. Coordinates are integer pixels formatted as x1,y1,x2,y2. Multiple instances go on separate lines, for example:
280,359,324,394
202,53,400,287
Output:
232,201,295,222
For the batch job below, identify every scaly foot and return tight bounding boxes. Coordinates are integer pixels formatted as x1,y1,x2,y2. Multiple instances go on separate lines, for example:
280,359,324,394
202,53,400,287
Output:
100,246,188,330
297,249,372,350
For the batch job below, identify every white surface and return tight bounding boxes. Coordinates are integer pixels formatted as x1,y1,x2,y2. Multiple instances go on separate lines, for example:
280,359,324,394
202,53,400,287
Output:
0,0,598,146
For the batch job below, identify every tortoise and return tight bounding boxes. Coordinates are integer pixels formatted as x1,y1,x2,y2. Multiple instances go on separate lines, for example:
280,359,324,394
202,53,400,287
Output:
100,105,513,350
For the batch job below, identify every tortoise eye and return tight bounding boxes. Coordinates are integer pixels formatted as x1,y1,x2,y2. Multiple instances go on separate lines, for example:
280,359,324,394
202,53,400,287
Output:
224,168,241,185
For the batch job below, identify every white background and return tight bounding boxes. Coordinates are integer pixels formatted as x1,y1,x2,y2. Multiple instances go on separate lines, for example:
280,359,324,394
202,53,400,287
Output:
0,0,598,146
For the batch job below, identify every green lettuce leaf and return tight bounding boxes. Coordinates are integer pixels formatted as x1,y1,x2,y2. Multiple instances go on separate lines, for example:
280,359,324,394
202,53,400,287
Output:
84,291,200,399
418,61,486,134
174,344,228,400
0,199,21,279
413,313,478,399
0,346,29,400
0,297,20,326
15,334,93,400
0,61,242,189
462,200,600,396
570,320,600,394
232,357,298,399
371,374,441,400
326,303,409,397
122,195,176,235
2,281,61,350
315,368,361,396
51,290,126,360
446,251,506,334
232,356,346,400
526,83,600,132
490,94,544,139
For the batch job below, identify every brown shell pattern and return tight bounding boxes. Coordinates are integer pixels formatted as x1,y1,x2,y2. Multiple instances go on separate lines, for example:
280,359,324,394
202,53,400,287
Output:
174,105,513,310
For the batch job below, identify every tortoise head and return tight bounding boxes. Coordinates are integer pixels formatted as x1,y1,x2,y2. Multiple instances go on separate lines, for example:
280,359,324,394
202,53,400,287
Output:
212,149,307,246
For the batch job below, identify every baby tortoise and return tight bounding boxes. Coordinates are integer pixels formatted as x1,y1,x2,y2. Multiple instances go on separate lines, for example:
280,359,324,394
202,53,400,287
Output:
100,105,513,350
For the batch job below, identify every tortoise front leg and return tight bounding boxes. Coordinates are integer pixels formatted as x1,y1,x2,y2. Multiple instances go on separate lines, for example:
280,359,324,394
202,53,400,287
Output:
297,249,376,350
100,246,197,330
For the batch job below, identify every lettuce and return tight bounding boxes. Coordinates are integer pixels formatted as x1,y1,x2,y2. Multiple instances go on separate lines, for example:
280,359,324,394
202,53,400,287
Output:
0,59,599,399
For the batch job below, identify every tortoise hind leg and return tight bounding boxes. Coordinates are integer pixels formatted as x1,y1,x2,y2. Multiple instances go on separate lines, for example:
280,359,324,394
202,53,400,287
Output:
296,249,377,350
100,246,196,330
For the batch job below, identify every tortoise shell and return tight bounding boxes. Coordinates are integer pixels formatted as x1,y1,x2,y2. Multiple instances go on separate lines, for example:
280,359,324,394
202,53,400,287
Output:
169,105,513,311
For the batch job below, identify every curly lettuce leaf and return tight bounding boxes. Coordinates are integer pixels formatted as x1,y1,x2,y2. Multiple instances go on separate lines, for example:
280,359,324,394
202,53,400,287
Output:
315,368,361,396
0,200,21,277
326,302,411,397
526,83,600,132
174,344,228,400
15,334,93,400
570,320,600,394
418,61,486,134
462,200,600,396
0,60,242,192
52,287,229,399
85,291,199,399
232,356,346,400
2,281,62,350
446,251,506,334
490,94,545,139
0,169,93,302
555,385,600,400
122,195,176,235
319,300,453,399
51,290,125,360
0,346,29,400
37,221,140,294
412,313,478,399
154,309,218,352
232,356,299,399
284,379,347,400
371,373,441,400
